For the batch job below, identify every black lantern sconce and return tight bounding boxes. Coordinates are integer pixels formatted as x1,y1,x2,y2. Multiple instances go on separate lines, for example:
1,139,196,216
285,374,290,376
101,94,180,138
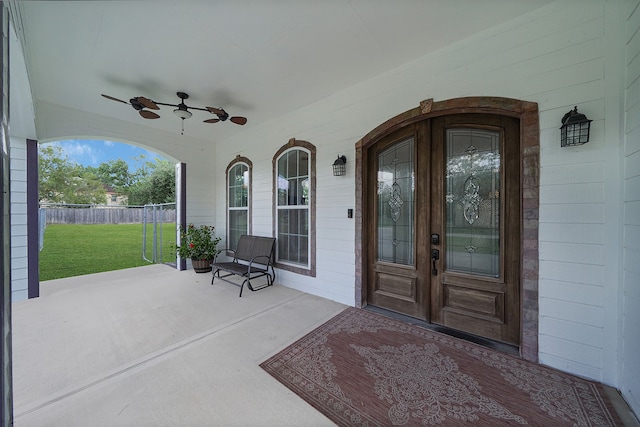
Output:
332,155,347,176
560,106,592,147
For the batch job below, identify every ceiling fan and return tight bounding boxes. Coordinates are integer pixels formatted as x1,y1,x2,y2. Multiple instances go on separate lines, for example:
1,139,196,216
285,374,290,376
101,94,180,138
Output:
101,91,247,133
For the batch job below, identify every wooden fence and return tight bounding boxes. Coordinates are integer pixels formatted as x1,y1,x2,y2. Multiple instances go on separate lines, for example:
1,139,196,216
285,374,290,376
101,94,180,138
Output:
41,206,176,224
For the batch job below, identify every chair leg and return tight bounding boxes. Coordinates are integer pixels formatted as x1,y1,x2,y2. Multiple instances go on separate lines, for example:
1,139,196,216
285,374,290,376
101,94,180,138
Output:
239,280,246,297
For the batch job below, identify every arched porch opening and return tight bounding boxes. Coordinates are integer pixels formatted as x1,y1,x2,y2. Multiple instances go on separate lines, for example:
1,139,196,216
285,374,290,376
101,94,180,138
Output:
19,137,186,299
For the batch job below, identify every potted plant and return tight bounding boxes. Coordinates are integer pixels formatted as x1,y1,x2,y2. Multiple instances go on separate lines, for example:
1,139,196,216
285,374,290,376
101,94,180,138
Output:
175,224,221,273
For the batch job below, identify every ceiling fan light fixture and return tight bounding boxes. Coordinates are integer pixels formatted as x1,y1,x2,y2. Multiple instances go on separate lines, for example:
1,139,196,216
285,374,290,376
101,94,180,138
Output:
173,107,192,120
103,91,247,134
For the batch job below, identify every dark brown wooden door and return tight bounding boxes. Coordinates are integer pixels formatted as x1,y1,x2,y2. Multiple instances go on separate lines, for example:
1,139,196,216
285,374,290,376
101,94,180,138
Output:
366,114,520,345
366,124,430,320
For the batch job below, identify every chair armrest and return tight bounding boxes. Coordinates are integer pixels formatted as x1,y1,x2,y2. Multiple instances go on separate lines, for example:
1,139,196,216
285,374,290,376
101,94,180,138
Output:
250,255,272,266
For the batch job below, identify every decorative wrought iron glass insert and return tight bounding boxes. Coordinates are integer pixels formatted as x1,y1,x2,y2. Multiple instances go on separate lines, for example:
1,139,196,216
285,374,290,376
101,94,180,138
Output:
377,137,415,265
445,129,501,277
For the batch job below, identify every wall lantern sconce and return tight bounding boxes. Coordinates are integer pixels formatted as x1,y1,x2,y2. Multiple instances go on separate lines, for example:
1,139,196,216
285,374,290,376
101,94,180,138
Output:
560,106,592,147
333,155,347,176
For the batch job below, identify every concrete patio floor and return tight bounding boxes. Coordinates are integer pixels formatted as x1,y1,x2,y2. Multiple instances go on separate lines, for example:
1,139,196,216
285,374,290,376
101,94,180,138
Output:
11,264,639,426
12,264,346,426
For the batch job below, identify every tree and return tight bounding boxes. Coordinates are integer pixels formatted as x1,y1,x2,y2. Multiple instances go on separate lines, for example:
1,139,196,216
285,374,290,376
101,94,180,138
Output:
90,159,133,192
38,145,106,204
126,159,175,205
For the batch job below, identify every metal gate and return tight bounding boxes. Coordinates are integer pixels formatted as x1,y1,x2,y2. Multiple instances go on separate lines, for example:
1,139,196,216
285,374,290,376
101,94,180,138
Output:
142,203,177,265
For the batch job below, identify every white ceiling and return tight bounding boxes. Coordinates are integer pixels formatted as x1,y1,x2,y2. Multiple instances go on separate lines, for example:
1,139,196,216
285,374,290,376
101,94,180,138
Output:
11,0,553,142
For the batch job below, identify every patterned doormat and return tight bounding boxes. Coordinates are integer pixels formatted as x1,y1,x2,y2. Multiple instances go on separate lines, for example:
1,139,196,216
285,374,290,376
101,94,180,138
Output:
260,308,622,426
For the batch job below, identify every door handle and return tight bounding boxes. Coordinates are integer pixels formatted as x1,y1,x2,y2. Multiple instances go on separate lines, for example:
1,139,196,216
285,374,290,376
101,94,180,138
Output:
431,249,439,275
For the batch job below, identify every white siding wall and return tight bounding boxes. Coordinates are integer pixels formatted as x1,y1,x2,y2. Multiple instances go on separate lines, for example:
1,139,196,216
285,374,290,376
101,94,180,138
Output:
215,0,629,386
623,0,640,417
9,137,27,301
9,22,35,302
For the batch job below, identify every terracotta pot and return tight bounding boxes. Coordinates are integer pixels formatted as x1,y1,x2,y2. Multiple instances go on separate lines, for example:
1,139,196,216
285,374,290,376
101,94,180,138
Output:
191,258,212,273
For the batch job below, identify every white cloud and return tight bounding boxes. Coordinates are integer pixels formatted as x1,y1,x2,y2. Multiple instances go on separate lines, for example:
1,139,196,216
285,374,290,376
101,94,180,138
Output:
41,139,168,171
55,140,100,165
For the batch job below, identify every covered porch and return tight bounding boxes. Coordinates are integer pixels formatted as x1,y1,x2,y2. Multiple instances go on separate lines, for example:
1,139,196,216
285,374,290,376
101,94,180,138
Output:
12,265,345,426
12,265,639,426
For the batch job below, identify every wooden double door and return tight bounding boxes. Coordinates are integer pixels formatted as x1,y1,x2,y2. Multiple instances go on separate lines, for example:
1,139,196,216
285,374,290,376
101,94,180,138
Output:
365,113,521,345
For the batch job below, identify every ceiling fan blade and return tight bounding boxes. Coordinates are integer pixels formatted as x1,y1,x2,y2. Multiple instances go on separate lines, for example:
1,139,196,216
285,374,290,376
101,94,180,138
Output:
137,97,159,110
101,94,129,104
203,118,220,123
206,106,225,115
139,110,160,119
230,116,247,125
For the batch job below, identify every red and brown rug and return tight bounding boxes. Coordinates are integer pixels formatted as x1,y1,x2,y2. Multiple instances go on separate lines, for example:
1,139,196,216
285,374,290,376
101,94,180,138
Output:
260,308,623,426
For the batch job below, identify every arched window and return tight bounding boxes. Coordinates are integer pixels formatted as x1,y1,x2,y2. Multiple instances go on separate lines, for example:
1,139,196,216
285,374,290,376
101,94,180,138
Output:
273,139,316,276
226,156,252,251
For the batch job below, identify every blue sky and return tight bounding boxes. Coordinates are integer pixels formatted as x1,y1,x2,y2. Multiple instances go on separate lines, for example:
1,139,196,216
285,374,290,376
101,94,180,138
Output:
45,140,165,172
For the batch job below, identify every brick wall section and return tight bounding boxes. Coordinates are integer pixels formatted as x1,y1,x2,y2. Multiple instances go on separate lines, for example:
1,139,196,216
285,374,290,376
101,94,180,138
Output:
522,145,540,362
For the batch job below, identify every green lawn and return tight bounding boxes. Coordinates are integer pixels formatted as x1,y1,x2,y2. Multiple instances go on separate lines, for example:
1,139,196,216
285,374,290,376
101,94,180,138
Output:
39,223,176,281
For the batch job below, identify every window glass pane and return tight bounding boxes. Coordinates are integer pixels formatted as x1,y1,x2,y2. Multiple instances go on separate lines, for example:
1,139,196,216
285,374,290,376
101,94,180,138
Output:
445,128,500,277
228,186,237,208
290,236,299,264
277,175,288,206
286,178,298,205
228,210,248,251
286,150,298,178
289,208,299,234
299,235,309,265
278,209,289,233
301,178,309,205
299,151,309,176
277,156,287,176
377,137,415,265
